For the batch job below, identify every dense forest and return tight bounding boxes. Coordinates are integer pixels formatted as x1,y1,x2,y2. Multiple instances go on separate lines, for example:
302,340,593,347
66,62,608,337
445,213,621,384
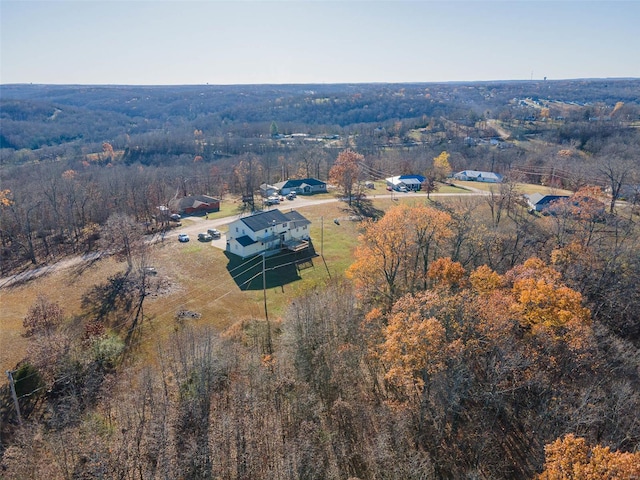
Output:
1,80,640,478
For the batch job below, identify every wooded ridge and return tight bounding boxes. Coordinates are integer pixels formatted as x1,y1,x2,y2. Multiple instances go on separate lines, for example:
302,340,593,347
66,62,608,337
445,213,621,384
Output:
0,79,639,479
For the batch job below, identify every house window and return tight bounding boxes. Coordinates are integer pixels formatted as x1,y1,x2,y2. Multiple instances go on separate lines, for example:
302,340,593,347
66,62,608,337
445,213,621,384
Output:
282,223,287,228
235,227,238,233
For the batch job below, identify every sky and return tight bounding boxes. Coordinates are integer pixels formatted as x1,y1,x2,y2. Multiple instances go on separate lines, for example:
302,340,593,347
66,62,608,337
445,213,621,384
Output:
1,0,639,85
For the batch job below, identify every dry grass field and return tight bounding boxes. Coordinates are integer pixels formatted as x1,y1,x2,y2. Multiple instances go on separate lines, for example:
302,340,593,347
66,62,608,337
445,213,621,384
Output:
0,184,582,376
0,201,362,376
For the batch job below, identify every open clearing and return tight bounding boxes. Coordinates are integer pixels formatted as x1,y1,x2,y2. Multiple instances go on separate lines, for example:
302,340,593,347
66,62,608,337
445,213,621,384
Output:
0,183,573,374
0,201,361,374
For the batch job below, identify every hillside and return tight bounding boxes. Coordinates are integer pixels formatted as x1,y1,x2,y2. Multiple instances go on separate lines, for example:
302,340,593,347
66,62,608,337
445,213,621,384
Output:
2,79,639,162
1,79,639,478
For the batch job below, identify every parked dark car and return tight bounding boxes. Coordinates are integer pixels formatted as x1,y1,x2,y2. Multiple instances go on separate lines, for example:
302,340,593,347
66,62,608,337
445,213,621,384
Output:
207,228,221,239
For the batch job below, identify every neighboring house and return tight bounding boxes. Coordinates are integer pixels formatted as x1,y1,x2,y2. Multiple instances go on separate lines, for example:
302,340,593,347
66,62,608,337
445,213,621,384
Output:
169,195,220,215
524,193,570,212
386,174,426,191
260,183,279,198
273,178,327,195
453,170,504,183
226,209,312,259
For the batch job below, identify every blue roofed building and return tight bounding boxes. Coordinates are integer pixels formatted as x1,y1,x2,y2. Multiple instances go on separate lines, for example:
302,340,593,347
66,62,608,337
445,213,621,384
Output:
273,178,327,195
524,193,570,212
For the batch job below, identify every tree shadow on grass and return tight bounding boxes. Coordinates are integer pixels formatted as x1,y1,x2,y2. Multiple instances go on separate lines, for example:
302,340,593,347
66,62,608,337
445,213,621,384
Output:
225,242,318,291
348,198,385,220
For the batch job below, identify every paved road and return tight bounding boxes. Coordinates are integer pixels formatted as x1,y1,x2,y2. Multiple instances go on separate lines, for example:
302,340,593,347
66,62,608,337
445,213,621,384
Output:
0,189,487,288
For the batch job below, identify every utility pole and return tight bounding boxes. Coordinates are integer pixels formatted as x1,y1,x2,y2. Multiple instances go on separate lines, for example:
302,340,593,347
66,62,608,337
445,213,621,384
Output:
321,216,324,257
320,216,331,279
262,254,273,355
6,370,22,426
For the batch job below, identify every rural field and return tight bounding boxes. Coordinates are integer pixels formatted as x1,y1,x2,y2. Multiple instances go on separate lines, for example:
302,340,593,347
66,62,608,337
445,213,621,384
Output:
0,199,364,374
0,181,577,375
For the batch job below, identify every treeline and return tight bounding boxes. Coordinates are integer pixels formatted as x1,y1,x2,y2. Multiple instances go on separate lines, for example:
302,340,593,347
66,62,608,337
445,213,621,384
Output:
2,122,639,275
2,80,639,163
0,141,337,274
2,195,639,478
0,160,219,273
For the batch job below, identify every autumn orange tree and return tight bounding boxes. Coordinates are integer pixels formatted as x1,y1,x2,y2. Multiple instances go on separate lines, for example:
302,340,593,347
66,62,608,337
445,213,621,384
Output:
369,257,598,477
0,188,13,207
505,257,592,342
329,148,362,205
101,142,115,163
347,203,452,308
538,434,640,479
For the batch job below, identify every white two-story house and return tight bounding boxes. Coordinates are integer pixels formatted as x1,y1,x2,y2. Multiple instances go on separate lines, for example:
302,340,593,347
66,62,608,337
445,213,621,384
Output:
226,209,312,259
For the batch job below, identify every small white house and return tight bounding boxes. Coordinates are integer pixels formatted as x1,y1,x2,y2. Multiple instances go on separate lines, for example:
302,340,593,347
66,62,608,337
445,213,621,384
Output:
226,209,311,259
259,183,279,198
385,175,426,191
453,170,503,183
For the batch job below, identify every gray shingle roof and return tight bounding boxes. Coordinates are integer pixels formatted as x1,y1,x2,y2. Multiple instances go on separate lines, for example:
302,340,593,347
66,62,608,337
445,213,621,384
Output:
169,195,219,211
240,209,291,232
284,210,311,228
526,193,569,206
239,209,311,232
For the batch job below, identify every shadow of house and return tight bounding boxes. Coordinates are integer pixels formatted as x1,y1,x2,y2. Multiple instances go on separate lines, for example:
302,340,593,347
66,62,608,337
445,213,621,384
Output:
225,241,318,291
349,197,385,220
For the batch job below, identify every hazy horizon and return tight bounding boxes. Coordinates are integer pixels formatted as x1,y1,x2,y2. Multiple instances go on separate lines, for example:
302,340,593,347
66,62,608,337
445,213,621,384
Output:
2,1,639,85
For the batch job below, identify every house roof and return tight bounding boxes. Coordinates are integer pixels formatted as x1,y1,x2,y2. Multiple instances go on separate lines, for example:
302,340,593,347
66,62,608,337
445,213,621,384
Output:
386,175,425,186
525,193,570,206
284,210,312,228
240,209,290,232
455,170,503,181
239,209,310,232
236,235,257,247
274,178,326,189
386,176,403,185
169,195,219,211
399,174,426,183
